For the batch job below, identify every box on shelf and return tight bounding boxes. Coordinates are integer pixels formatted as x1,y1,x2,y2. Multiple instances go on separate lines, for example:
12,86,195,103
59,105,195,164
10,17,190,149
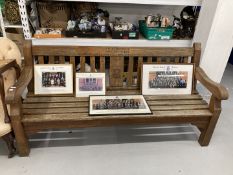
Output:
110,29,139,39
65,7,109,38
65,30,107,38
34,28,63,38
37,1,70,30
139,20,174,40
109,18,139,40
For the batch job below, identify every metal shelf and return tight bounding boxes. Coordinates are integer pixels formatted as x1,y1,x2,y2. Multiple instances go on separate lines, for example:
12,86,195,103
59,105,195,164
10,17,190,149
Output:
4,21,23,29
48,0,202,6
32,38,193,47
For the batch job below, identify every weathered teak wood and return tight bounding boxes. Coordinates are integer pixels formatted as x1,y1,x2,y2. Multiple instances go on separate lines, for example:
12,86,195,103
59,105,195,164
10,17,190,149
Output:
5,41,229,157
127,57,134,86
100,56,105,72
110,57,124,87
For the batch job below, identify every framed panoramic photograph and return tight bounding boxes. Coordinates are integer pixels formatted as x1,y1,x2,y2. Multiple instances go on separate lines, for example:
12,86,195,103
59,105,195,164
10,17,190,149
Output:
89,95,152,116
142,64,193,95
76,73,105,97
34,64,73,95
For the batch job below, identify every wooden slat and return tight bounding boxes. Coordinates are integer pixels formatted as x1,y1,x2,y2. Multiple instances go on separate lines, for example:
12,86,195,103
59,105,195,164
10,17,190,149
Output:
23,107,88,114
24,97,88,103
32,46,194,57
23,102,88,109
70,56,76,72
183,56,189,63
38,56,44,64
22,109,212,123
24,94,203,103
145,94,202,100
127,57,134,86
175,57,180,63
147,57,152,63
59,56,65,64
100,56,105,72
23,97,205,105
90,56,95,72
23,104,209,115
157,57,161,63
109,56,124,87
49,56,55,64
147,100,207,106
80,56,85,72
137,57,143,87
150,104,209,111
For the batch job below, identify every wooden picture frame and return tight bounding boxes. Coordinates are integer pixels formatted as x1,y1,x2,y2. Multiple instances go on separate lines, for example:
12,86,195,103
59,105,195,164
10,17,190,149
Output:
142,63,194,95
89,95,152,116
76,73,106,97
34,64,73,95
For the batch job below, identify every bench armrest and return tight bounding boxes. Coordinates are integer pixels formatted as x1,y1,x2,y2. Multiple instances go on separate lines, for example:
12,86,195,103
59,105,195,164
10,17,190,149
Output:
6,66,33,104
195,67,229,100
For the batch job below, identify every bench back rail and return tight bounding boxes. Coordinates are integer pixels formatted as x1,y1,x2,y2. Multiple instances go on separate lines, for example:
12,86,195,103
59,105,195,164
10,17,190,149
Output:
23,42,201,92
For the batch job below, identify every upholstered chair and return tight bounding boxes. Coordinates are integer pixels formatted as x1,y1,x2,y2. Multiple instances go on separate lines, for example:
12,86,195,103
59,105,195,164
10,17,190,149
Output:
0,37,21,158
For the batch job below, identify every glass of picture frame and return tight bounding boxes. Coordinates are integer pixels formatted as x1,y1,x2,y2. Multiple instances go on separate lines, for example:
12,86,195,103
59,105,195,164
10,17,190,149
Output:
89,95,152,116
142,64,194,95
76,73,105,97
34,64,73,95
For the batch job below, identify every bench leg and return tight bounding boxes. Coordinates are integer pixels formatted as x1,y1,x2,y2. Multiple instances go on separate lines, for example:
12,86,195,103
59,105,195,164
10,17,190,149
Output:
198,96,221,146
2,132,17,158
11,121,30,157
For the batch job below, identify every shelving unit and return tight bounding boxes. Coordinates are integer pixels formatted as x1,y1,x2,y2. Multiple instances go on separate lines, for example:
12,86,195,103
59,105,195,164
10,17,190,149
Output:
48,0,202,6
0,6,23,37
32,38,192,47
17,0,202,47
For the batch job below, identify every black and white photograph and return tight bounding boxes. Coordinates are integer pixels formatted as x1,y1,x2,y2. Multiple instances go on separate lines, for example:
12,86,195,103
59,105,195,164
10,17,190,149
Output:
148,71,188,89
34,65,73,94
89,95,151,115
42,72,66,87
142,64,193,95
76,73,105,97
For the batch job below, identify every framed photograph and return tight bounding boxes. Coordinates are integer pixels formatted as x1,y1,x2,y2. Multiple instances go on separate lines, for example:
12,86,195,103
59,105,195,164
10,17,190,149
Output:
89,95,152,116
142,64,193,95
34,64,73,95
76,73,105,97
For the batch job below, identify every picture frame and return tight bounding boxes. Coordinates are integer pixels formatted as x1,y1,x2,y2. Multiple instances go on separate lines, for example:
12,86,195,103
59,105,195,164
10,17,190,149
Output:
76,73,106,97
142,64,194,95
89,95,152,116
34,64,73,95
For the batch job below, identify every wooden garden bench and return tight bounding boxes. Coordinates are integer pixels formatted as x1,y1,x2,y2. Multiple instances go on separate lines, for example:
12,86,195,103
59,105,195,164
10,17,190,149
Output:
6,41,228,156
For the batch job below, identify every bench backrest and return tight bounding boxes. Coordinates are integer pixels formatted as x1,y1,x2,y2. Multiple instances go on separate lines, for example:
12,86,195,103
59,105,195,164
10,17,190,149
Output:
23,41,201,92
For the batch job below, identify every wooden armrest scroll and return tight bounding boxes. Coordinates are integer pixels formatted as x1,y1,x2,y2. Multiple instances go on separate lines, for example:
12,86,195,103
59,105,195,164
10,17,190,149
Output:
6,66,33,104
195,67,229,100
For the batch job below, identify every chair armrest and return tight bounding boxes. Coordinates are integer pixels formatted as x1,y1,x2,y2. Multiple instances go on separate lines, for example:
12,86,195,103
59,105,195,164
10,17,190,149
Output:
195,67,229,100
5,66,33,104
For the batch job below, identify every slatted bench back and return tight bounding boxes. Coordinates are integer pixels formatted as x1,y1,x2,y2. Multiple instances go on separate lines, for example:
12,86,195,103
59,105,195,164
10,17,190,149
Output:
23,41,201,92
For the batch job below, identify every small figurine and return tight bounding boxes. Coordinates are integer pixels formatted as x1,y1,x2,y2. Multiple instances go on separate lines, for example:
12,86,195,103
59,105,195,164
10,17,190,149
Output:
161,17,170,27
67,20,76,30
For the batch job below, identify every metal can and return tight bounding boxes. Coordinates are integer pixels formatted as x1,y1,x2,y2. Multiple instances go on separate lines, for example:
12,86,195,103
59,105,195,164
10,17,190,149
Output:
101,25,106,33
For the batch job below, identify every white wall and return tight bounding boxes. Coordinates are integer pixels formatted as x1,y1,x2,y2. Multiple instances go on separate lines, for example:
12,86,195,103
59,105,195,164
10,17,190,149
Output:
194,0,233,82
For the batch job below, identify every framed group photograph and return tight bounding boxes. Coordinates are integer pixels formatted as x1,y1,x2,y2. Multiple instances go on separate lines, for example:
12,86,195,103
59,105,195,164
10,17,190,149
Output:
76,73,106,97
34,64,73,95
142,64,193,95
89,95,152,116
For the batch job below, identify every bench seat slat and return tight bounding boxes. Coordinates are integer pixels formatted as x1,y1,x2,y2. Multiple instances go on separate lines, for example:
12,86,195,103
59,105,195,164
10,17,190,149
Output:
23,104,209,115
22,109,212,123
23,101,208,109
23,94,203,103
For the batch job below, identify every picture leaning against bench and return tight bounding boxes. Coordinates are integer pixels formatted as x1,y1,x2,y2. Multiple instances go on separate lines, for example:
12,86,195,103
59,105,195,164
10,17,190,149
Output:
5,41,229,156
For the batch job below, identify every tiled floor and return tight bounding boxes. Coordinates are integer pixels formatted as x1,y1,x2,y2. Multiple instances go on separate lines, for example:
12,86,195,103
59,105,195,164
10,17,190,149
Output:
0,64,233,175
